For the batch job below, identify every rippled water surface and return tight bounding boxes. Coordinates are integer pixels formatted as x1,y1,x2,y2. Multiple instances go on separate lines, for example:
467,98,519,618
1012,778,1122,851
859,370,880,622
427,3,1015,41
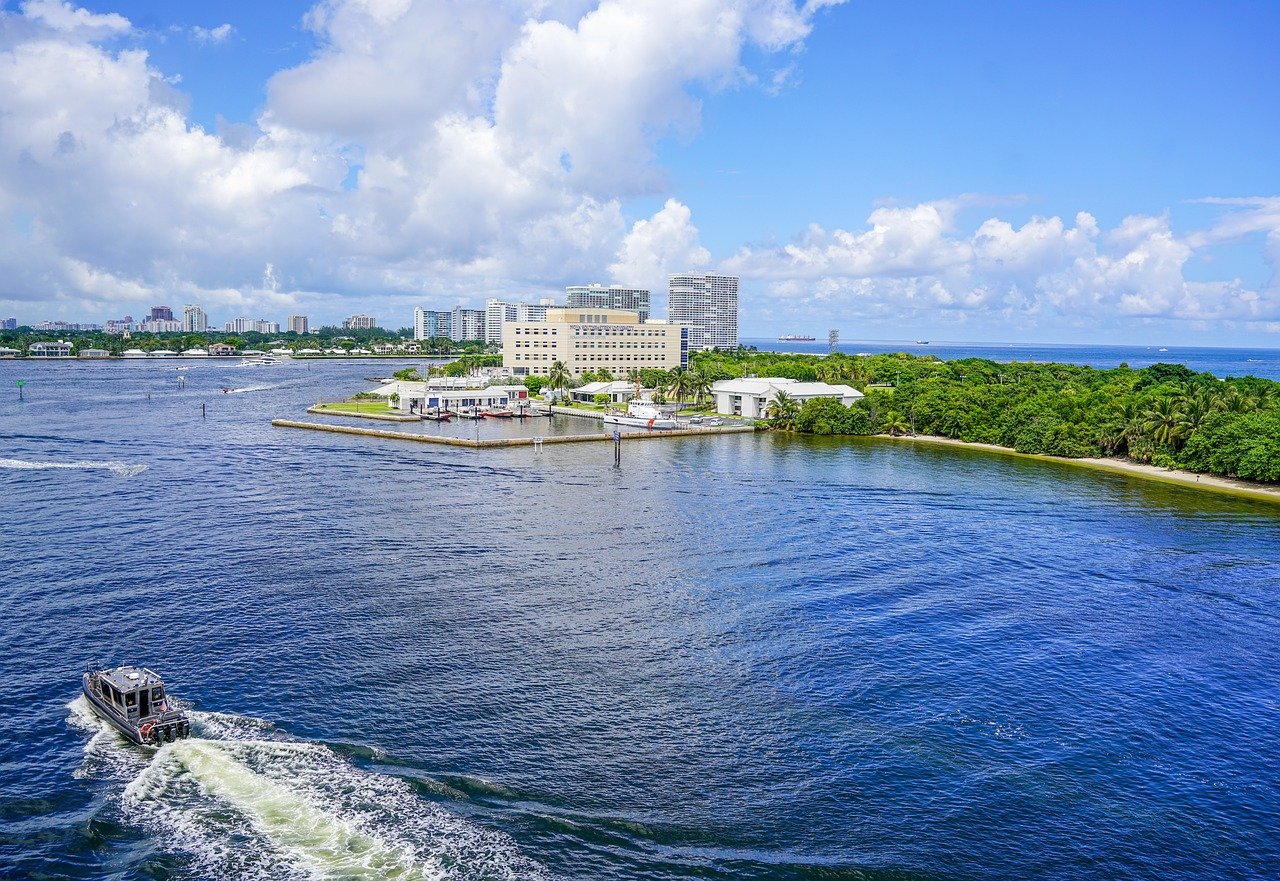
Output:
2,359,1279,880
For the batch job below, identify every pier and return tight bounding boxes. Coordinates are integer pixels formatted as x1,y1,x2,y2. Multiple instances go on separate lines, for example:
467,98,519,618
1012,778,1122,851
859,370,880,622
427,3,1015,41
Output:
271,418,755,448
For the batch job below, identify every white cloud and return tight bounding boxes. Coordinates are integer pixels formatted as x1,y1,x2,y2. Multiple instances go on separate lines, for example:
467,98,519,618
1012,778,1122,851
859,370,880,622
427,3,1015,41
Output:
191,23,234,44
19,0,129,38
609,198,710,294
1,0,1277,341
725,199,1280,332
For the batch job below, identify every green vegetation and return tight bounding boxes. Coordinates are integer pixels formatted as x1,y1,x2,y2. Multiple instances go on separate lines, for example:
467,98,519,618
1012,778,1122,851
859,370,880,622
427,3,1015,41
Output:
313,400,395,414
700,349,1280,485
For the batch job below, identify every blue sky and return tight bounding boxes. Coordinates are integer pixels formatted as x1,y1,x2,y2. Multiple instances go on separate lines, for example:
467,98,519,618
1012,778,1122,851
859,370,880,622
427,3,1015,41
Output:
1,0,1277,344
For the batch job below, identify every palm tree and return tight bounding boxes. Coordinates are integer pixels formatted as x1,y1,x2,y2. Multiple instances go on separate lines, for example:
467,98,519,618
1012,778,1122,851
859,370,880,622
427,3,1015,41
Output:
815,360,843,384
1177,388,1215,435
1218,386,1253,414
547,360,571,401
881,411,911,436
1100,400,1142,455
689,368,712,408
765,391,800,430
666,367,692,404
1143,397,1186,448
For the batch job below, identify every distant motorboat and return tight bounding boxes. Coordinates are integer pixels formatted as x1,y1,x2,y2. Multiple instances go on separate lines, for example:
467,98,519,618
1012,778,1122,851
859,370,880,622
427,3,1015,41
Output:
1158,348,1169,352
915,340,930,345
241,354,283,366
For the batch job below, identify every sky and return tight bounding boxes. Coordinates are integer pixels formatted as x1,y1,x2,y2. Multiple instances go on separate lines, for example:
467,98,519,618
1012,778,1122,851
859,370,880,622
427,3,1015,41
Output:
0,0,1277,345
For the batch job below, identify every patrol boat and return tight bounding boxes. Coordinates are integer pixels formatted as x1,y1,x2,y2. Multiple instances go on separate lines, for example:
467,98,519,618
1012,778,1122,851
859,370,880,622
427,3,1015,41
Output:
82,664,191,746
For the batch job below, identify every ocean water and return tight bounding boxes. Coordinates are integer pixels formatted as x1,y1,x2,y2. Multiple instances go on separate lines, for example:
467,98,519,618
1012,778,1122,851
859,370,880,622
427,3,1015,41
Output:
746,338,1280,381
2,358,1279,881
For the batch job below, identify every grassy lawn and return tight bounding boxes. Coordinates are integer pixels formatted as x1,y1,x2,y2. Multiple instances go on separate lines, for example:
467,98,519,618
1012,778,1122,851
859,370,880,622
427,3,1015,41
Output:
314,400,395,414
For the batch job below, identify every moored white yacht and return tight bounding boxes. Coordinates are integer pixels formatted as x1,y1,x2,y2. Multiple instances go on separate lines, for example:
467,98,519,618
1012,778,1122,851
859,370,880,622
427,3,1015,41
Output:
602,400,677,430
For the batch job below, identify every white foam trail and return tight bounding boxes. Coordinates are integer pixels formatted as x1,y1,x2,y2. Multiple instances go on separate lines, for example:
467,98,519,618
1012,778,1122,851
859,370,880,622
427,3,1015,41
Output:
128,740,442,880
0,458,147,477
70,700,547,881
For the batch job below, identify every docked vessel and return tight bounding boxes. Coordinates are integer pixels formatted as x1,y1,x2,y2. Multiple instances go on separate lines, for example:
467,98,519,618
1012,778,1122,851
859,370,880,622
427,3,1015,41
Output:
602,400,677,430
82,664,191,746
241,354,283,366
480,408,514,418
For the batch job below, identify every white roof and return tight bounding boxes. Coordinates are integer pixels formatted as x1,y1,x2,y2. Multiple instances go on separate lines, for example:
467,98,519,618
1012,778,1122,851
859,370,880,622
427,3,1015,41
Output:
181,349,209,355
783,382,863,398
711,377,795,395
711,377,862,398
576,380,635,394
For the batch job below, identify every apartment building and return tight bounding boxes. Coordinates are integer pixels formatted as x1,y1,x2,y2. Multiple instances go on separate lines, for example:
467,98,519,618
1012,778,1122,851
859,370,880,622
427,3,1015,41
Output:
668,273,738,351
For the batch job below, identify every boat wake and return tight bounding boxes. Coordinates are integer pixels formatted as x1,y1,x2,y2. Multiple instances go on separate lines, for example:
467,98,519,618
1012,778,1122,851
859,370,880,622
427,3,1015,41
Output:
0,457,147,477
67,697,548,881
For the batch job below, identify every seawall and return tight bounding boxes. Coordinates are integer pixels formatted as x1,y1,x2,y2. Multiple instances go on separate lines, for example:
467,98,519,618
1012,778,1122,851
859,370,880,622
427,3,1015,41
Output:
271,419,755,448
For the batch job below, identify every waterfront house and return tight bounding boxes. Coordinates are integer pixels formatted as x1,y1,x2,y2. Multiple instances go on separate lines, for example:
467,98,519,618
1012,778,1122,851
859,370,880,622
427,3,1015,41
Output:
28,341,73,357
122,348,148,358
78,348,111,359
152,349,178,358
0,347,21,358
710,377,864,419
208,343,236,356
391,382,530,413
181,348,209,357
570,380,642,403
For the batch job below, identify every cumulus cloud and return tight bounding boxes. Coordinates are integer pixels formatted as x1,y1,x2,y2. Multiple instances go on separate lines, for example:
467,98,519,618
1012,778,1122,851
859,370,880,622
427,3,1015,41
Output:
1,0,1276,340
725,199,1280,332
0,0,841,321
191,23,233,44
609,198,710,293
19,0,129,39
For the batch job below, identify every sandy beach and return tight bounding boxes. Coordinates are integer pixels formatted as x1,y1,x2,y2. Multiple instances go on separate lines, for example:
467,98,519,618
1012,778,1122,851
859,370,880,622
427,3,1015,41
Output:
873,434,1280,505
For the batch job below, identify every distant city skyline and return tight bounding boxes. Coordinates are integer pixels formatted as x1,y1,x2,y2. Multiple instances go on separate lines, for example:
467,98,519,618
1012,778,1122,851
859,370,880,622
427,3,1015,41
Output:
0,2,1276,346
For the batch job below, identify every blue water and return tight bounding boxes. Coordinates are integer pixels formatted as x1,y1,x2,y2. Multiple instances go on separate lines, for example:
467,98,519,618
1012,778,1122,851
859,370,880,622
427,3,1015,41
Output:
2,358,1280,880
746,338,1280,381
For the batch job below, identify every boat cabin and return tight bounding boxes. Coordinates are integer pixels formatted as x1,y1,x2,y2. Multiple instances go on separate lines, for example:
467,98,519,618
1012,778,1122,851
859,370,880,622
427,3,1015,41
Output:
92,666,169,724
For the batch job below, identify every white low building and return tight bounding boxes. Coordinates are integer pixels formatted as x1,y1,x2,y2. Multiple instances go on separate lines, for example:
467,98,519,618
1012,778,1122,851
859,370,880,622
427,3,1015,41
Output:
710,377,864,419
569,380,640,403
388,382,532,413
28,341,73,357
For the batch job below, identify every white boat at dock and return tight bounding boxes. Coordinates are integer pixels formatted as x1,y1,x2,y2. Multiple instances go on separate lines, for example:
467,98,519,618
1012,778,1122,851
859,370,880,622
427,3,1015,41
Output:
602,400,677,430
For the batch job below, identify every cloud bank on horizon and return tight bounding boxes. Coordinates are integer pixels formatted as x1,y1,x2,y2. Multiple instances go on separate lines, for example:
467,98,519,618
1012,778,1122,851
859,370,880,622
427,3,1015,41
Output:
0,0,1276,341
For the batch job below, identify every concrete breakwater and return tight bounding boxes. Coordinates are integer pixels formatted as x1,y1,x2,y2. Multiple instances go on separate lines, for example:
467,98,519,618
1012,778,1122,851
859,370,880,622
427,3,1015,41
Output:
271,418,756,448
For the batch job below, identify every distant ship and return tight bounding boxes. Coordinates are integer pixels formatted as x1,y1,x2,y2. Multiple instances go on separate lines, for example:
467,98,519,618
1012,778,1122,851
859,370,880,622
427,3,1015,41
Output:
915,340,930,345
778,334,816,342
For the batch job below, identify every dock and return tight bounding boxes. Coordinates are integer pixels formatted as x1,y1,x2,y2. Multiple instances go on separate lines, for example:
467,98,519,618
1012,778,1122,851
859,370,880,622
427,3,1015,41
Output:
271,418,756,448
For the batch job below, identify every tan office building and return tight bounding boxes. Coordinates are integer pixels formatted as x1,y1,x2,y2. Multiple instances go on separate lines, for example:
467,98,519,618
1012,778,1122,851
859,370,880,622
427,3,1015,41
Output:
503,308,690,377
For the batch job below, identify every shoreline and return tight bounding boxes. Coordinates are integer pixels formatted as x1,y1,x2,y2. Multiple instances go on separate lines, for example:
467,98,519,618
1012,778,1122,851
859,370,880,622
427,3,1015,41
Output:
869,433,1280,505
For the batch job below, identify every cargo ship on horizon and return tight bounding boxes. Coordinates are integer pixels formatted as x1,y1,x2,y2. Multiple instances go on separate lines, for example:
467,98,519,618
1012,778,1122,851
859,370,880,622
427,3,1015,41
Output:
778,334,816,342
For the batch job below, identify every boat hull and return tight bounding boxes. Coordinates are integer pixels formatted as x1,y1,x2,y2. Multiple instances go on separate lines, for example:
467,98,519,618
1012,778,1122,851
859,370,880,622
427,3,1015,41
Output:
601,413,677,430
82,673,191,746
